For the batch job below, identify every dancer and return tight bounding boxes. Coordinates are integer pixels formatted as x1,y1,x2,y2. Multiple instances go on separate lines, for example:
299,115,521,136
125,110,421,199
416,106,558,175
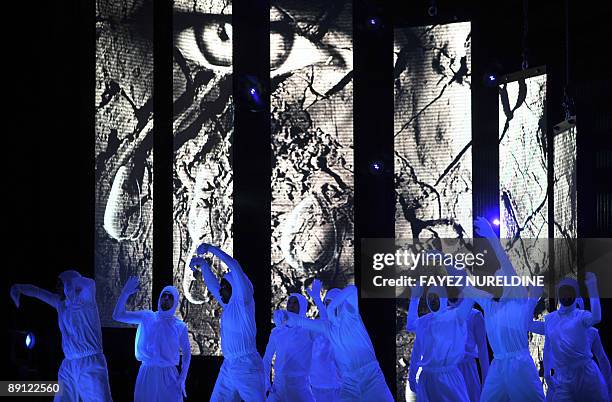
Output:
449,217,545,401
541,275,609,402
190,243,265,401
406,284,474,402
450,294,489,402
274,284,394,401
306,280,342,402
407,287,489,402
264,292,315,402
113,277,190,402
10,270,113,402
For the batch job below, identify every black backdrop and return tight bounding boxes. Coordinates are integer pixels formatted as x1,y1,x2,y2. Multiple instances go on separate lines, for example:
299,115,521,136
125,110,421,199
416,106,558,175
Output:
3,0,611,400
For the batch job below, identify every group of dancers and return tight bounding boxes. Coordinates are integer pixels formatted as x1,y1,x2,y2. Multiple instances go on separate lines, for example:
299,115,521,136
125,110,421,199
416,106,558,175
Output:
406,217,611,402
8,217,611,401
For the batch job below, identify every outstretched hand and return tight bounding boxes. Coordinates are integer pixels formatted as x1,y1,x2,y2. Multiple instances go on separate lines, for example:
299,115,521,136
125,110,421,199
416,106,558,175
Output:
123,276,140,296
10,285,21,308
474,216,496,239
189,256,208,272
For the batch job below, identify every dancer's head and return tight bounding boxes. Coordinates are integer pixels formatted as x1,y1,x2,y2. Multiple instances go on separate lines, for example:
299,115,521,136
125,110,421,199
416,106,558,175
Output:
557,278,579,308
426,286,448,313
288,293,308,316
157,286,179,317
58,270,82,302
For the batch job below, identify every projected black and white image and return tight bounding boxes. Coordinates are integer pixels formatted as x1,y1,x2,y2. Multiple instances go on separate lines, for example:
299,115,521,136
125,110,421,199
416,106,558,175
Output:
95,1,154,326
553,122,577,280
270,0,354,315
393,22,472,402
498,70,548,383
172,0,235,356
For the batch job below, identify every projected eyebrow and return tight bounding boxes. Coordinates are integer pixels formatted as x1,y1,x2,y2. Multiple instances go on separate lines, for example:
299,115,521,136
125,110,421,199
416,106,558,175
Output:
174,12,340,76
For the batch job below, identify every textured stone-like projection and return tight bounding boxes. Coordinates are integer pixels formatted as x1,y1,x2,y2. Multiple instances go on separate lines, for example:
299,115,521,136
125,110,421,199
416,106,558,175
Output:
393,22,472,402
270,0,354,316
95,0,154,326
498,71,548,385
553,123,577,280
173,0,234,355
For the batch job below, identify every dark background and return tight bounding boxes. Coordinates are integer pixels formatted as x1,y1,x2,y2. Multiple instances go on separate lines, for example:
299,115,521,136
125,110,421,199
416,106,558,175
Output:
3,0,610,400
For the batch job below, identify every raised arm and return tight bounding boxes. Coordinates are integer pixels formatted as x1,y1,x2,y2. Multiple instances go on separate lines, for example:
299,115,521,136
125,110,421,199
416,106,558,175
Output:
406,285,423,332
201,244,252,301
306,279,328,320
178,325,191,398
113,276,147,325
190,256,222,305
10,284,60,309
584,272,601,326
474,217,527,299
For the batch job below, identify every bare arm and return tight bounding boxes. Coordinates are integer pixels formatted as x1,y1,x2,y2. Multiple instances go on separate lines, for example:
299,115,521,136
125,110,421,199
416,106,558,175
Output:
10,284,60,309
112,277,147,325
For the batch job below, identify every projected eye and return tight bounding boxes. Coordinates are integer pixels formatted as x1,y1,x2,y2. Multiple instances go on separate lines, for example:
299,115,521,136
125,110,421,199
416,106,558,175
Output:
174,14,334,75
175,15,233,73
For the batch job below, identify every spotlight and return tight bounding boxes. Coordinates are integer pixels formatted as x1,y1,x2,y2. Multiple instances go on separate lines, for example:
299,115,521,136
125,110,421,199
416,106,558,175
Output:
25,332,35,350
492,218,500,226
369,17,378,26
369,160,384,175
237,74,267,112
483,73,497,88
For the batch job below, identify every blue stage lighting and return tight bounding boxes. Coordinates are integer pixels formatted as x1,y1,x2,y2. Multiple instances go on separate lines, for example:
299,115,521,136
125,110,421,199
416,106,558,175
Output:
492,218,500,226
369,160,384,174
25,332,35,350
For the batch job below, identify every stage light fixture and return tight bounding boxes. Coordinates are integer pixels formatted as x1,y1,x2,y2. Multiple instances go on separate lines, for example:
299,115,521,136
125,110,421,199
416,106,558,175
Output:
25,332,36,350
369,160,384,175
492,218,500,226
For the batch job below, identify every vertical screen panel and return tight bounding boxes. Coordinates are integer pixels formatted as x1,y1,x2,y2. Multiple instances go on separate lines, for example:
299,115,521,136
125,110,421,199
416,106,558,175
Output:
95,1,154,326
553,124,577,279
393,22,472,402
498,71,548,380
270,0,354,314
173,0,234,356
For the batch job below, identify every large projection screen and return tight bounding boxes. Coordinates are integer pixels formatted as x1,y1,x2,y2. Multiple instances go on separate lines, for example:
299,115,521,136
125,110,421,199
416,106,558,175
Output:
172,0,235,355
270,0,354,316
498,68,548,380
394,22,472,402
95,1,154,326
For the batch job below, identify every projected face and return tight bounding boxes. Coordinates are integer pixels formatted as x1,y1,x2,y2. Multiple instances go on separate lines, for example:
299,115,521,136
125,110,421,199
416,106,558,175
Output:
95,1,155,326
170,0,353,354
270,0,354,317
